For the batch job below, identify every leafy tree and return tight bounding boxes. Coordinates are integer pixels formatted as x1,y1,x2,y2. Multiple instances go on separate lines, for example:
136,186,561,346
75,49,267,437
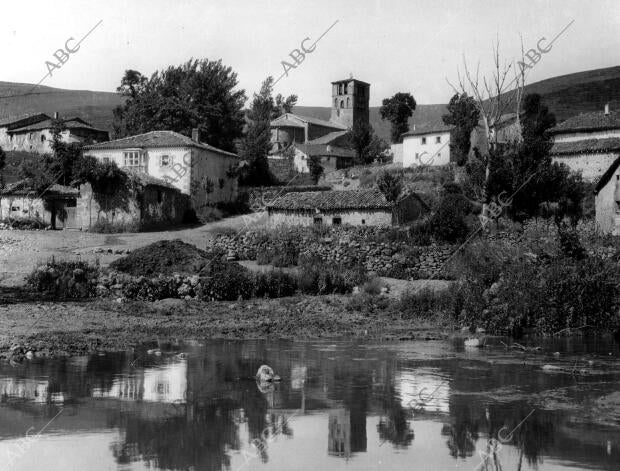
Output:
380,92,416,143
113,59,246,152
275,93,298,116
442,93,480,165
346,120,387,164
377,171,403,202
483,94,585,224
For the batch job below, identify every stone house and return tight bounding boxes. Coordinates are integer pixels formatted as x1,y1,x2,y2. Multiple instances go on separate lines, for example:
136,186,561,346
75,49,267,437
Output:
593,156,620,235
0,113,108,154
401,123,453,167
0,173,189,231
549,105,620,181
266,188,428,227
83,129,238,219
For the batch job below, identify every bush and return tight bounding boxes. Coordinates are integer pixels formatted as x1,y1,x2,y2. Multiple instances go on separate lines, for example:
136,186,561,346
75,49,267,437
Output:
361,277,386,295
254,271,298,298
197,262,254,301
298,256,366,295
408,218,433,246
26,258,99,298
0,217,49,230
122,276,178,301
399,287,456,320
429,193,472,243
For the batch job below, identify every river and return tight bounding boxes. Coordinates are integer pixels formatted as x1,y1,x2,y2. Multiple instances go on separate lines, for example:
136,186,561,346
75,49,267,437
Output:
1,338,619,470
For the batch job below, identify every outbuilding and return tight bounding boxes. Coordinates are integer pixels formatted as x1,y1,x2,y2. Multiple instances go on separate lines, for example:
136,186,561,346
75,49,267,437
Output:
593,156,620,235
266,188,428,227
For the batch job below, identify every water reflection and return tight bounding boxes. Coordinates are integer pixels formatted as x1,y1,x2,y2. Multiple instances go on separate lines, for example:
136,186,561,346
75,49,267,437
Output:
0,339,619,471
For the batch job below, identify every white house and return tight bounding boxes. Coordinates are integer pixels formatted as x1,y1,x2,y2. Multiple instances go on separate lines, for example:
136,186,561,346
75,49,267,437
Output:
401,123,453,167
549,105,620,181
594,156,620,235
83,129,238,219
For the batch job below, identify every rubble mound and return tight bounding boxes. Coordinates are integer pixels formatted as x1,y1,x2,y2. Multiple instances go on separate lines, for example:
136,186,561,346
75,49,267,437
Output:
110,239,212,276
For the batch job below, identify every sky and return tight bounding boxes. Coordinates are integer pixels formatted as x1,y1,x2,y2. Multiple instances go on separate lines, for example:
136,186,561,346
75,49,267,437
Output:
1,0,619,107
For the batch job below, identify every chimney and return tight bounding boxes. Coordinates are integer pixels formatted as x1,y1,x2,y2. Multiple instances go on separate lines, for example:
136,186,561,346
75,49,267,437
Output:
53,111,59,119
605,103,610,115
192,128,201,143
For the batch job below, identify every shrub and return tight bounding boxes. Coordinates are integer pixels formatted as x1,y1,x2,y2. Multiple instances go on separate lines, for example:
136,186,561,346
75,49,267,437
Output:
399,287,456,321
0,217,48,230
298,256,366,294
408,218,433,246
361,277,386,295
429,193,472,243
26,258,99,298
557,222,587,259
122,276,178,301
254,271,298,298
197,262,254,301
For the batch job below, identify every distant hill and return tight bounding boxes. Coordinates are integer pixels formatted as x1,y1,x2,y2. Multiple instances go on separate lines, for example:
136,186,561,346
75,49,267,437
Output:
0,65,619,143
0,82,123,131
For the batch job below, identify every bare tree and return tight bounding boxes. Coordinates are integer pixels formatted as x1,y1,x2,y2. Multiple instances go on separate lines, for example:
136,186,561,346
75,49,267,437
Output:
447,38,526,217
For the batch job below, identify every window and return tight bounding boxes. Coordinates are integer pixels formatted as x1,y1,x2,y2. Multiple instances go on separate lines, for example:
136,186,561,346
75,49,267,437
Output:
361,219,366,225
11,206,19,212
313,217,323,225
332,217,342,225
157,190,162,203
346,97,350,107
340,100,344,109
160,154,171,167
415,152,419,159
421,137,427,145
436,136,441,144
102,156,111,164
124,151,146,171
40,135,46,142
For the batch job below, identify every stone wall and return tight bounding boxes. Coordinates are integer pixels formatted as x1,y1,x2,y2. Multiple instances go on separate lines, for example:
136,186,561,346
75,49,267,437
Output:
212,227,454,279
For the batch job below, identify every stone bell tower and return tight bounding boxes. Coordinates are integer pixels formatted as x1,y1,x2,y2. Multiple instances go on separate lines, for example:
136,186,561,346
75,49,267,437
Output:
330,76,370,129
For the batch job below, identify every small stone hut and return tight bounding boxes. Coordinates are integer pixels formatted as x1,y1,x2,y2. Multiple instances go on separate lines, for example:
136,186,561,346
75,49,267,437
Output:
266,188,428,227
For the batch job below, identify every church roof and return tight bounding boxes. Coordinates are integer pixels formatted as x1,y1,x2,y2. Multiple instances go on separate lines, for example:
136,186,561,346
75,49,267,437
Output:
270,113,347,131
306,130,349,145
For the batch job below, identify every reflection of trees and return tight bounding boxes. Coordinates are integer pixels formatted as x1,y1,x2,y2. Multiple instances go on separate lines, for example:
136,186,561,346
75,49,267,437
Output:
486,405,555,469
376,374,414,448
112,398,241,471
441,404,480,458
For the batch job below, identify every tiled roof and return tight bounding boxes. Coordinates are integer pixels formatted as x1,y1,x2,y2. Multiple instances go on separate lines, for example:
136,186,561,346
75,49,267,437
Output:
267,188,391,211
269,117,304,128
594,156,620,194
83,130,238,157
296,143,355,158
9,117,107,134
0,113,51,130
550,137,620,155
549,110,620,134
402,121,453,137
1,180,79,197
306,130,349,145
270,113,347,130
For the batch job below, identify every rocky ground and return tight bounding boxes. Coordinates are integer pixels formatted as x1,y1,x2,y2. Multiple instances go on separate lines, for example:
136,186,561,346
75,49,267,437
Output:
0,214,262,286
0,294,449,359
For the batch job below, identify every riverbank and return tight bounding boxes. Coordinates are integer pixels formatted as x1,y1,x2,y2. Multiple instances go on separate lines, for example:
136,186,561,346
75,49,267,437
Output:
0,294,450,359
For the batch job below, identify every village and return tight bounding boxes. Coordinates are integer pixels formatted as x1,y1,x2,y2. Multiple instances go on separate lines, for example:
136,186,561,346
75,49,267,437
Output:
0,2,619,470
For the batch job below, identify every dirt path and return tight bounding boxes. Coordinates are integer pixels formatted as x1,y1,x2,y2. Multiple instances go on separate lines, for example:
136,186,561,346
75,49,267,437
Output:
0,213,267,286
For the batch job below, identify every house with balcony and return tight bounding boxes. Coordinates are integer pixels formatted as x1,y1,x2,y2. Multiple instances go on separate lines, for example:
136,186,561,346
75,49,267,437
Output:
83,129,239,219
